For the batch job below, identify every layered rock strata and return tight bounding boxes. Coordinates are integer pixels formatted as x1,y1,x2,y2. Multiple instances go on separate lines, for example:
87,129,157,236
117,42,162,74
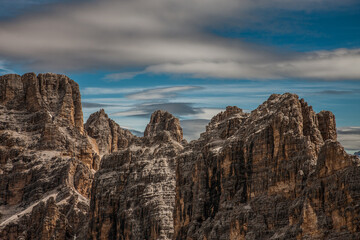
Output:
88,110,185,240
1,72,359,240
0,73,99,239
85,109,135,157
174,93,360,240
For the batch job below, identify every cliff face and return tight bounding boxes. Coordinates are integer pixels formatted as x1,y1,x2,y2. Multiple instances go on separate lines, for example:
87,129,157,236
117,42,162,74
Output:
88,110,185,240
174,93,360,240
1,73,359,240
0,73,84,133
0,73,99,239
85,109,136,157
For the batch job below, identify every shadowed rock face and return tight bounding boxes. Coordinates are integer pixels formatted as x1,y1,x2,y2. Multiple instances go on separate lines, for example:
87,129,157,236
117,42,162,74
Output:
1,73,359,240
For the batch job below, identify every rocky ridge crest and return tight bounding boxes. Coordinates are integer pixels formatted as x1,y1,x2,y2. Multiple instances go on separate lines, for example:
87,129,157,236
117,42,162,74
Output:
1,73,359,240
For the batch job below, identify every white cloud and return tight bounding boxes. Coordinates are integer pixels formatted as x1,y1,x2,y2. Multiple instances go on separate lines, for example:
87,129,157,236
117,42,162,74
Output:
112,110,148,116
81,87,144,95
103,71,145,81
0,0,359,80
126,86,202,100
181,119,210,141
136,49,360,80
192,108,223,120
337,127,360,152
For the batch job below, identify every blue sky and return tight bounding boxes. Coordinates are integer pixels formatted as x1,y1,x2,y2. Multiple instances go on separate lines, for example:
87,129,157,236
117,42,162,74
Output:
0,0,359,152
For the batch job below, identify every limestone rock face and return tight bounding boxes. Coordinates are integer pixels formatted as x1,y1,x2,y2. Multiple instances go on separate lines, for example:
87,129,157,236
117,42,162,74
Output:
317,110,337,141
0,73,84,133
2,72,359,240
174,93,360,240
88,111,184,240
144,110,183,142
85,109,135,157
0,73,99,239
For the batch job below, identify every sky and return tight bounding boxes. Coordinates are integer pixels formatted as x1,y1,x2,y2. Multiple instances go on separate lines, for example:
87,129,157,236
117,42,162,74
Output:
0,0,359,153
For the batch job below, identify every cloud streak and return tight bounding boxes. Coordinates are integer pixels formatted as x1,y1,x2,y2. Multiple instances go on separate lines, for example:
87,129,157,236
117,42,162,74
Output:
0,0,359,80
0,59,12,75
81,87,144,95
82,102,114,108
181,119,210,141
337,127,360,152
113,102,202,117
126,86,203,100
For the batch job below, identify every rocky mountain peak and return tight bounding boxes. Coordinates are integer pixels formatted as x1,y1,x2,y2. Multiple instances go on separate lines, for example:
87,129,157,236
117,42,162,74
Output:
144,110,183,142
210,106,243,124
0,72,84,133
2,72,360,240
0,73,99,239
317,110,337,141
85,109,135,156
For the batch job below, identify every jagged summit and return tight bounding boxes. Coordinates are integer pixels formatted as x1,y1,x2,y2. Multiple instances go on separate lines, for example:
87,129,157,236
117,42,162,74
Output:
85,108,135,156
144,110,183,142
1,73,359,240
174,92,359,240
88,109,185,240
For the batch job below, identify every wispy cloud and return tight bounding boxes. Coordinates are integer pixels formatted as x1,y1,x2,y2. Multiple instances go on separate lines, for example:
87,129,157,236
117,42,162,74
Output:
338,127,360,135
0,0,359,80
113,102,202,117
126,86,203,100
81,87,144,95
103,71,145,81
316,90,358,95
337,127,360,152
0,59,12,74
181,119,210,141
82,102,114,108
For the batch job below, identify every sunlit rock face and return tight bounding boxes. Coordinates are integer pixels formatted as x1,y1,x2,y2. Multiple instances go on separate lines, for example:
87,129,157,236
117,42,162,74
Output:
0,73,99,239
1,73,359,240
174,93,360,240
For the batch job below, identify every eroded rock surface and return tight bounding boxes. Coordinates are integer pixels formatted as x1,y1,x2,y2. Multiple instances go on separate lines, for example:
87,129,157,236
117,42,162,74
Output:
85,109,135,157
174,93,360,240
1,73,359,240
88,110,185,240
0,73,99,239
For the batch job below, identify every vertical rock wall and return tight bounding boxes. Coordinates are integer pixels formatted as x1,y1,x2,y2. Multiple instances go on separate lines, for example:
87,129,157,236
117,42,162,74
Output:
0,73,98,239
88,110,185,240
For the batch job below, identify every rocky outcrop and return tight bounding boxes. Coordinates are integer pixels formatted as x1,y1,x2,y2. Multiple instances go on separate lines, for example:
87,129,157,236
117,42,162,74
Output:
85,109,135,157
0,73,84,132
88,111,184,240
1,72,359,240
144,110,183,142
317,110,337,141
174,93,360,240
0,73,99,239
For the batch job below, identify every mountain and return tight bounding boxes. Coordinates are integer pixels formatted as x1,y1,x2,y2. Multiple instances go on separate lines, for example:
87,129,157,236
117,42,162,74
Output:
174,94,359,239
1,73,359,240
0,73,100,239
